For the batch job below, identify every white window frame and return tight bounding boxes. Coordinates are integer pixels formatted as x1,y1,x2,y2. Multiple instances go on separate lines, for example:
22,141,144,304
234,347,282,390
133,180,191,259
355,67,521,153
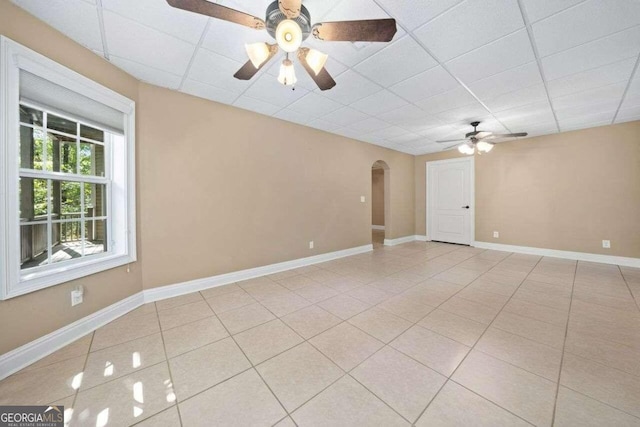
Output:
0,36,136,300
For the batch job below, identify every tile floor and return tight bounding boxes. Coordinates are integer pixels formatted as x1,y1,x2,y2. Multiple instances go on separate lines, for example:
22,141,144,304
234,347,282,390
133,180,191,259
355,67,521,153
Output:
1,241,640,426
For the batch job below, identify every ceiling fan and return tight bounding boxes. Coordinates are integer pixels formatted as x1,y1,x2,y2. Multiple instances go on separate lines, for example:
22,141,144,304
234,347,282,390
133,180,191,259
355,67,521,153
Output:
166,0,397,90
437,121,528,155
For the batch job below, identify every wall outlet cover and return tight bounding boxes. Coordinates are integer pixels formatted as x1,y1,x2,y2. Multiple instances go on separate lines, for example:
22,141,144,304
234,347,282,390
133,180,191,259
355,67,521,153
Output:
309,241,314,249
360,196,366,203
493,231,499,238
602,240,611,249
71,289,83,306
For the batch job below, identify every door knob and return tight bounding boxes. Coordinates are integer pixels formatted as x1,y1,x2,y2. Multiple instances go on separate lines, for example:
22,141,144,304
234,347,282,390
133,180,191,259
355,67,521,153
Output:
462,205,470,209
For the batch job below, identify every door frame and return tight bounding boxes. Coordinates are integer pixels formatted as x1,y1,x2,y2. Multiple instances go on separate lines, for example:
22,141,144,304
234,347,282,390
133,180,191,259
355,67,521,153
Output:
426,157,475,245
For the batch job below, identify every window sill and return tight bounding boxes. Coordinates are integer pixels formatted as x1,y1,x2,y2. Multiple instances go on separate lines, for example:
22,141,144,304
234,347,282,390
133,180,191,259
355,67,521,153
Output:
3,252,136,300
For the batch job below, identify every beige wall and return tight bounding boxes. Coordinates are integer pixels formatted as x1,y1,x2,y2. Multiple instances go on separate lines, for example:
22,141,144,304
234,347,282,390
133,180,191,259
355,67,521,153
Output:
0,1,143,355
371,168,385,226
415,122,640,258
137,84,415,289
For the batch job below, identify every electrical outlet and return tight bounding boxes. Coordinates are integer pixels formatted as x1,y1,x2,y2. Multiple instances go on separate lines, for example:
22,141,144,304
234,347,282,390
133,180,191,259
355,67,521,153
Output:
71,287,83,306
360,196,366,203
493,231,499,238
309,241,314,249
602,240,611,249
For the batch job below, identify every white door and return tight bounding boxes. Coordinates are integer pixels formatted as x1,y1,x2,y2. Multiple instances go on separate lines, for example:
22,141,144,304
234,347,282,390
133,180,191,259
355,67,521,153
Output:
427,158,474,245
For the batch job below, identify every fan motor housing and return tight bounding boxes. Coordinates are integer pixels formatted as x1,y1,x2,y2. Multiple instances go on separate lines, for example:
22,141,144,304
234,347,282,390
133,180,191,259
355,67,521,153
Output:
265,1,312,41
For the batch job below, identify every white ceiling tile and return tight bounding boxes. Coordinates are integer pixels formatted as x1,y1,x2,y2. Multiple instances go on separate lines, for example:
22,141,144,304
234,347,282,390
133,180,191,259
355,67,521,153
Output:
109,55,182,89
351,90,408,116
390,66,459,103
554,101,619,120
188,48,248,94
614,105,640,123
364,126,410,141
13,0,103,51
546,58,636,98
434,102,489,124
541,26,640,81
446,29,535,83
273,109,312,125
104,10,195,75
418,124,460,140
375,0,464,31
387,132,424,144
319,70,382,104
233,96,281,116
353,36,437,87
414,86,479,115
381,104,439,127
413,0,524,62
102,0,208,44
244,75,309,108
308,119,343,133
333,127,367,140
559,113,616,131
347,117,391,133
494,101,556,128
181,79,239,105
483,84,548,113
520,0,585,23
201,18,271,63
288,92,344,117
468,62,543,100
533,0,640,57
551,83,626,111
320,107,369,127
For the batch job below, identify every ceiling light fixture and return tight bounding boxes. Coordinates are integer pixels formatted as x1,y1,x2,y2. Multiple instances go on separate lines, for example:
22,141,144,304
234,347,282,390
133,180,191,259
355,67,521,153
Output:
276,19,303,52
476,141,494,153
245,42,272,68
458,144,475,155
305,48,328,75
278,57,297,86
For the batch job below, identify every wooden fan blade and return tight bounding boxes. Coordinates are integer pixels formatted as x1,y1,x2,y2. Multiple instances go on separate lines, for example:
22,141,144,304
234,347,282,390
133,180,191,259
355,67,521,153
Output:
166,0,265,30
298,48,336,91
435,138,468,143
279,0,301,19
312,19,397,42
234,45,278,80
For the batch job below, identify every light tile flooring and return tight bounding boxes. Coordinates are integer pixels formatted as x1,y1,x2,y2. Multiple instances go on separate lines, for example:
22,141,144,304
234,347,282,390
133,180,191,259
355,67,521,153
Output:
2,241,640,426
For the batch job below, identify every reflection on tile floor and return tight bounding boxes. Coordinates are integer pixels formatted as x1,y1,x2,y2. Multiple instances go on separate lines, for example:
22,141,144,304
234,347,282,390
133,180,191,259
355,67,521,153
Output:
2,241,640,426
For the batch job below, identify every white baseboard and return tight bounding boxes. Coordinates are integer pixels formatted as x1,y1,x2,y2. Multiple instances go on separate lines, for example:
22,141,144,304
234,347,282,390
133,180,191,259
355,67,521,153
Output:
144,244,373,303
371,225,385,231
474,241,640,268
384,235,421,246
0,244,374,380
0,292,144,380
415,235,428,242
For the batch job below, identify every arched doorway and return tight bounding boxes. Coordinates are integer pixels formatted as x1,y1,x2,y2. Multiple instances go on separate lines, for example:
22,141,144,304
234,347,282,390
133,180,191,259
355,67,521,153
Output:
372,160,390,249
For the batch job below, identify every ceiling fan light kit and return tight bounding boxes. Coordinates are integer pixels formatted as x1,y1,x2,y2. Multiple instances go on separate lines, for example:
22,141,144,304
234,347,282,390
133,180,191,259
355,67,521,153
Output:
166,0,397,90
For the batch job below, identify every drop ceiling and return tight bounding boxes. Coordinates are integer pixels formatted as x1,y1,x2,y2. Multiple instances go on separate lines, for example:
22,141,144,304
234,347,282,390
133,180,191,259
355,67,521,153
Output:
12,0,640,155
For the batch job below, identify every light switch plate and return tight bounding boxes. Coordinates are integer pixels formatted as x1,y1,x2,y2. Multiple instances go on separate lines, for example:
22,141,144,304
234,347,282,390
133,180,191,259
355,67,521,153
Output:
360,196,366,203
309,241,314,249
493,231,499,238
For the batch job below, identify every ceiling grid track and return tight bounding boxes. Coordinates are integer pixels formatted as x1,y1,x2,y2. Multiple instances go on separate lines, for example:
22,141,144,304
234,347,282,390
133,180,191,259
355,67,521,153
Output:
178,19,212,92
611,51,640,124
95,0,110,60
371,0,515,134
515,0,561,132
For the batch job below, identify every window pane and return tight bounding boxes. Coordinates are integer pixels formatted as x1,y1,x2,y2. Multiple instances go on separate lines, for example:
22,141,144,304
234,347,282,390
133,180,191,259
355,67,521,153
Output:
85,219,107,256
49,133,77,174
85,183,107,217
20,223,49,269
80,142,105,177
20,105,43,126
53,221,82,264
55,181,82,216
20,126,46,170
19,177,48,220
80,124,104,142
47,113,77,135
